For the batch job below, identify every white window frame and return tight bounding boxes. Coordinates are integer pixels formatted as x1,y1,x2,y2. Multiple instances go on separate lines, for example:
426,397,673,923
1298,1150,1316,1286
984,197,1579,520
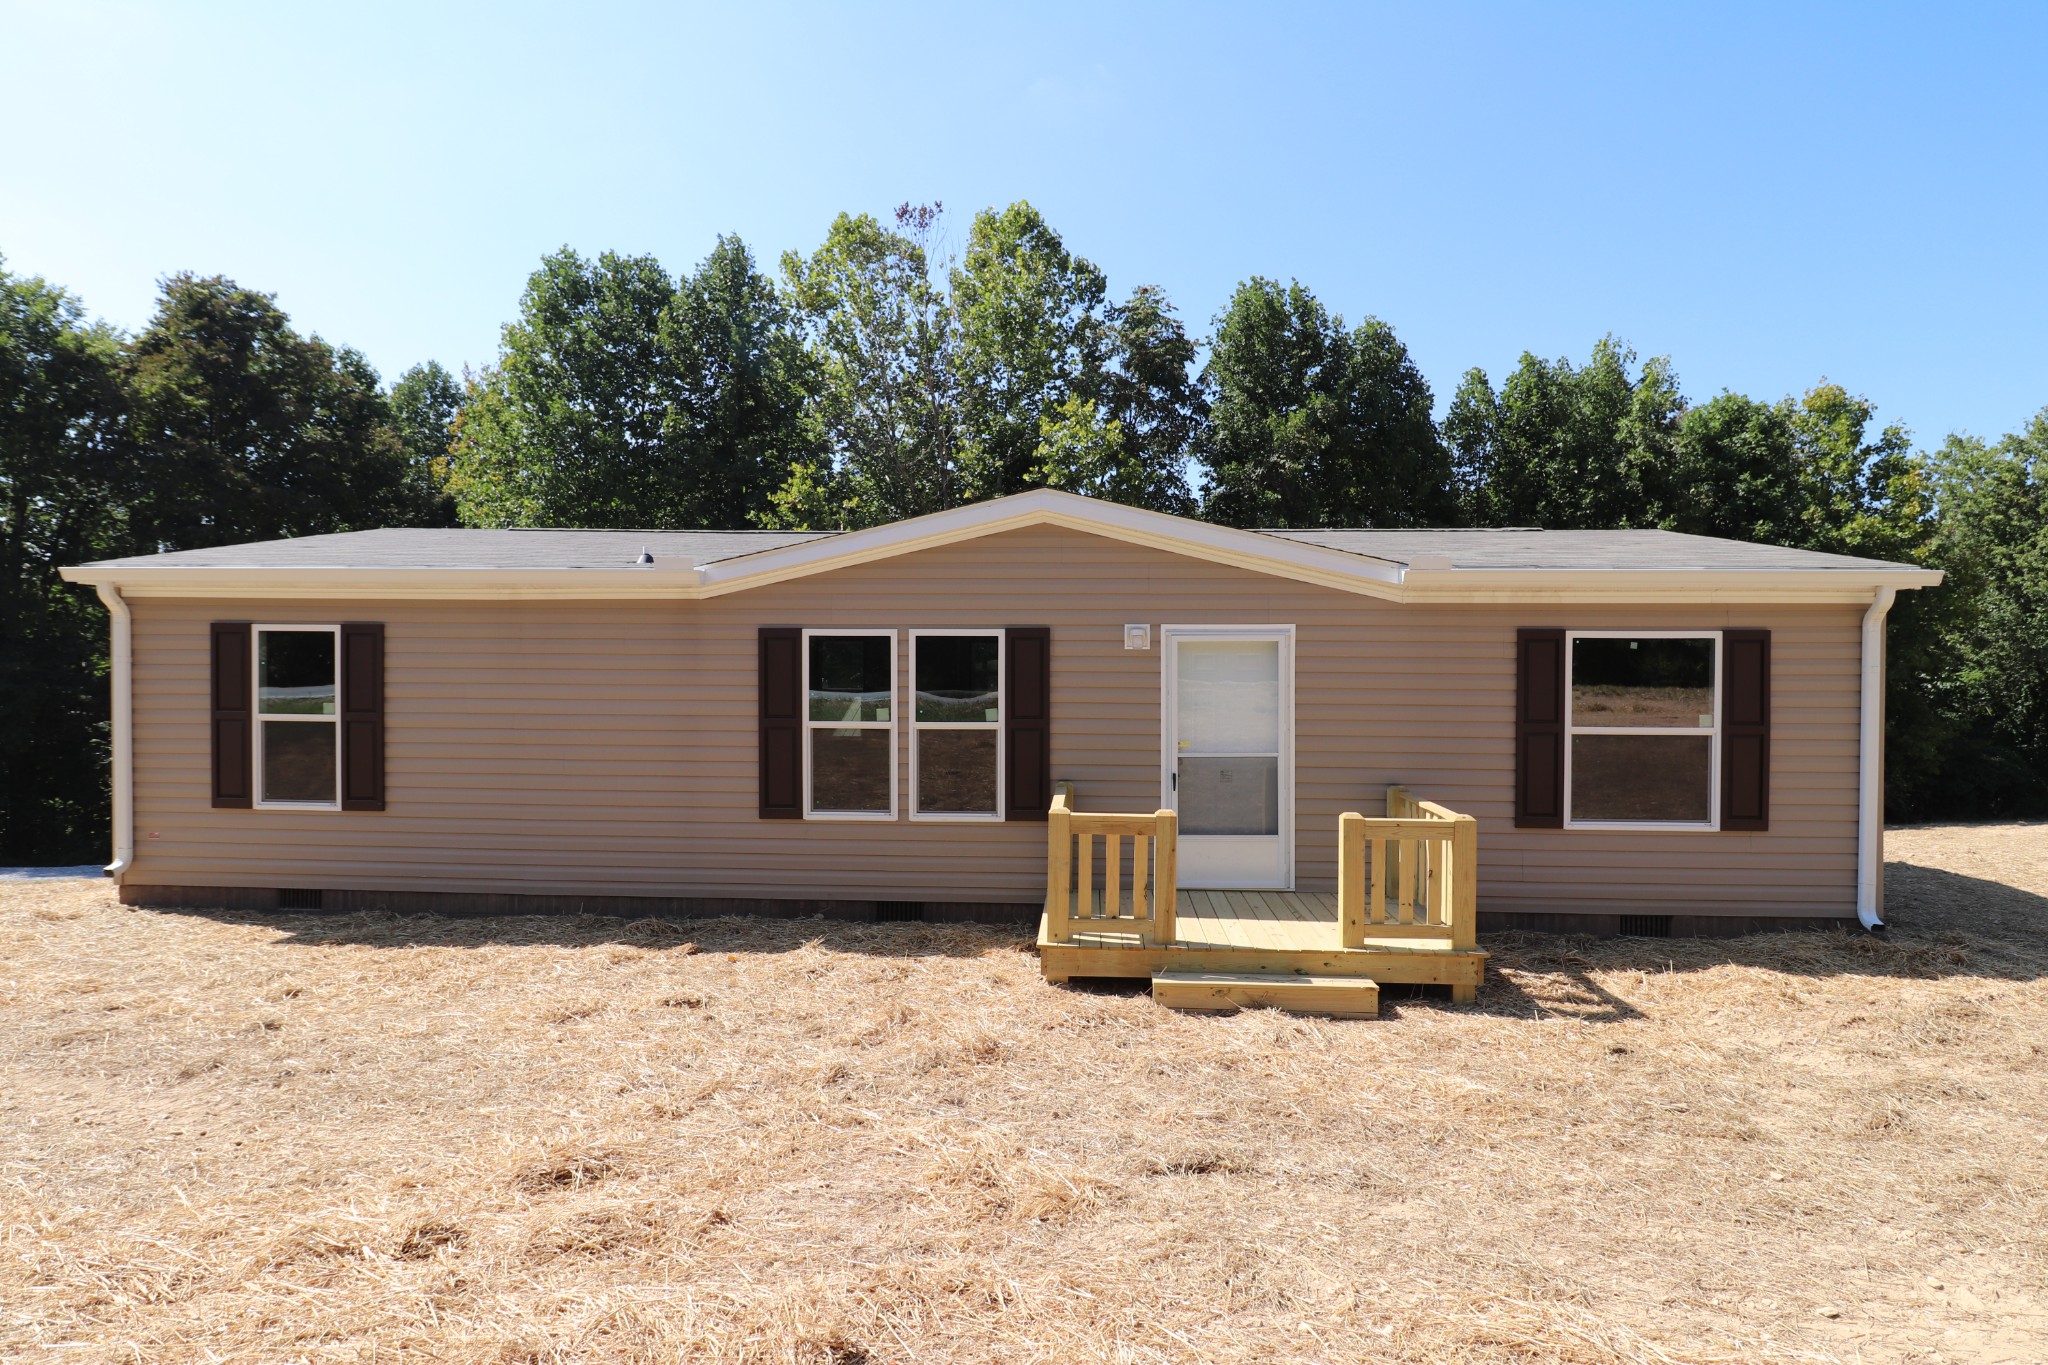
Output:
801,628,898,821
252,623,342,812
908,628,1005,823
1563,629,1722,832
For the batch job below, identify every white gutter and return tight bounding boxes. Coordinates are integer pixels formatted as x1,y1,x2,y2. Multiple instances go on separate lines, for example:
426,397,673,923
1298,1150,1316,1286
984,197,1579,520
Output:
94,583,134,882
1856,587,1897,930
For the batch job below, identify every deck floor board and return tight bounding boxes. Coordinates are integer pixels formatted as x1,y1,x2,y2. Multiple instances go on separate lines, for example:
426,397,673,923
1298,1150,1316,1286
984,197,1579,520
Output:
1048,889,1476,953
1042,885,1484,996
1057,887,1420,953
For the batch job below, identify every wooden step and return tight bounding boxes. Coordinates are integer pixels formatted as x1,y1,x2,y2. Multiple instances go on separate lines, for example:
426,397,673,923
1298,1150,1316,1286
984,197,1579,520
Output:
1151,970,1379,1019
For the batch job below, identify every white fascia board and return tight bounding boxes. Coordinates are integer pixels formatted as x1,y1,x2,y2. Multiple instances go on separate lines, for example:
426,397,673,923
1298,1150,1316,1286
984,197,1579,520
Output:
694,489,1409,599
1397,566,1945,604
57,565,706,600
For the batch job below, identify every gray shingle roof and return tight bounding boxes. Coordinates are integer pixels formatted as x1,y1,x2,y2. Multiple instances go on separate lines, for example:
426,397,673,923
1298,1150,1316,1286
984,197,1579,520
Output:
1264,527,1923,573
79,527,838,571
71,520,1923,576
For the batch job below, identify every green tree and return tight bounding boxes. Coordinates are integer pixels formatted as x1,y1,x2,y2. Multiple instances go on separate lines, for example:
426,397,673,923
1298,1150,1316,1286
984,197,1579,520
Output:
124,274,420,549
1025,394,1131,503
1786,383,1931,563
444,248,680,528
1098,285,1202,514
1446,337,1681,529
1567,378,1934,557
951,201,1110,502
1665,391,1806,543
1024,286,1205,514
658,235,816,528
0,260,129,860
1202,277,1454,528
774,205,960,528
388,360,463,527
1892,415,2048,816
449,241,813,530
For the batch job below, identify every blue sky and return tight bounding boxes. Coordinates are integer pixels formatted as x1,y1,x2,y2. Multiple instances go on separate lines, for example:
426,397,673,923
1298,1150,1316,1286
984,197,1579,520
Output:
5,0,2044,446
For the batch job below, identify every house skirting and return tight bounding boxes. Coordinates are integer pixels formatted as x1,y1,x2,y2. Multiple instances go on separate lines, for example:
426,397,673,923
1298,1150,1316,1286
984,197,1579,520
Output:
116,883,1039,926
1477,910,1858,938
116,883,1856,938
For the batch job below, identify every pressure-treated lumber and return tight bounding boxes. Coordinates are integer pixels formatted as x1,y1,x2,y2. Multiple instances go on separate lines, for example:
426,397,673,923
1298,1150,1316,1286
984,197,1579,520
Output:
1041,781,1178,946
1041,785,1484,1007
1151,970,1380,1019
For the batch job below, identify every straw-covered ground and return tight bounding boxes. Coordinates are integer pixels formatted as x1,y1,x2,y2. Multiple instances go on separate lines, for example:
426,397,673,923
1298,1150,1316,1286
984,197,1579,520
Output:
2,825,2044,1364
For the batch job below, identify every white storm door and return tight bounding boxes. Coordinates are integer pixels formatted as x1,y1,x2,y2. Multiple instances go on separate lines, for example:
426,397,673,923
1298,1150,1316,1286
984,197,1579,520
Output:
1163,626,1293,890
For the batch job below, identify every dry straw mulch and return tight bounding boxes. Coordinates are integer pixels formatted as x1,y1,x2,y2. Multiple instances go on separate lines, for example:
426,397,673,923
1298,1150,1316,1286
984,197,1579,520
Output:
2,824,2045,1364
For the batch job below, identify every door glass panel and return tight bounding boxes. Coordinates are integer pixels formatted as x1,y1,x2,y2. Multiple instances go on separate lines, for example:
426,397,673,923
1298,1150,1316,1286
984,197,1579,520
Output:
1175,639,1279,753
1179,757,1280,836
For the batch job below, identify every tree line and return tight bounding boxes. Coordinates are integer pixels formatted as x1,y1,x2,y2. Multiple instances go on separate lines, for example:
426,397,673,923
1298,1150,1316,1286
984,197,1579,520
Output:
3,201,2042,859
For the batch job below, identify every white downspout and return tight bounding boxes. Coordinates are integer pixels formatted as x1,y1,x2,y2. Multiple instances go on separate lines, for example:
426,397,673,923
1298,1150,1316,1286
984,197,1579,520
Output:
95,583,133,881
1856,587,1896,931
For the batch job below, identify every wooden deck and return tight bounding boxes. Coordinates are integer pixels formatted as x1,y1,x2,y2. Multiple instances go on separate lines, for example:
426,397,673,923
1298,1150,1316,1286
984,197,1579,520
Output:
1037,887,1486,1002
1038,784,1488,1014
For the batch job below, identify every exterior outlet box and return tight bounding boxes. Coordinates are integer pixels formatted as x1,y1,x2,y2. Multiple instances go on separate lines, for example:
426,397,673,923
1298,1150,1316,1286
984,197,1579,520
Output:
1124,624,1152,651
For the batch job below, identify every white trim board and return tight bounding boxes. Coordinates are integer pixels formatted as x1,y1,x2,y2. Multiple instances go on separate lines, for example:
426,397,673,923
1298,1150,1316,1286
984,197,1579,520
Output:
1159,624,1297,891
906,628,1006,824
1561,629,1722,833
250,623,344,812
800,628,899,822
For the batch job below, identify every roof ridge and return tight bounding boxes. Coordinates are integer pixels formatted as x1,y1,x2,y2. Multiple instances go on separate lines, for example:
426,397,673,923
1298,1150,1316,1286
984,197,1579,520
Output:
1263,526,1548,534
494,526,838,535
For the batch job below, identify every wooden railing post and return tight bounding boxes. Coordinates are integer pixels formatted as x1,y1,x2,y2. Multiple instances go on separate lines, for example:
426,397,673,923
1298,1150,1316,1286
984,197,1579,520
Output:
1337,811,1366,948
1047,782,1074,943
1152,809,1177,945
1131,832,1150,925
1450,813,1479,951
1076,824,1094,921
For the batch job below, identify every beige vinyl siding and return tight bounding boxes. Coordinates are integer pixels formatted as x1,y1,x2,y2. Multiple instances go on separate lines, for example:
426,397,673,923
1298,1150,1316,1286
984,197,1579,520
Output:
123,524,1864,916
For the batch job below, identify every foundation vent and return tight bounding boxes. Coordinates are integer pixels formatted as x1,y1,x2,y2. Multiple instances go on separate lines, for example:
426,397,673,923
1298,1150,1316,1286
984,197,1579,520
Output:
1617,914,1673,938
277,888,324,911
873,901,925,923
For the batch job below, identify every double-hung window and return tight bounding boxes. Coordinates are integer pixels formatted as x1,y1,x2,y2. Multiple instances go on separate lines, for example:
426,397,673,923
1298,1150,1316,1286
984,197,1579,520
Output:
254,625,341,809
804,630,896,818
910,630,1002,820
1565,632,1719,828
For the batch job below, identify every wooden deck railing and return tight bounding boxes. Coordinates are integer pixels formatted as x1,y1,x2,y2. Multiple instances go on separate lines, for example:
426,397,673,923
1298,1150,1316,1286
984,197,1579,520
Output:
1336,786,1478,950
1045,781,1178,945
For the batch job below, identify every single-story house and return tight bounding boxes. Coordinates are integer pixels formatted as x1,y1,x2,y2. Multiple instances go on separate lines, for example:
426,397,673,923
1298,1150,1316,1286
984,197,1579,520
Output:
61,491,1940,1011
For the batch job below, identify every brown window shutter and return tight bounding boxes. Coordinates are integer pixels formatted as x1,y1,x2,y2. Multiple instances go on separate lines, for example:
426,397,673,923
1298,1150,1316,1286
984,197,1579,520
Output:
210,622,253,808
1516,628,1565,828
340,623,386,811
1721,629,1771,831
1005,626,1051,821
759,627,803,819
